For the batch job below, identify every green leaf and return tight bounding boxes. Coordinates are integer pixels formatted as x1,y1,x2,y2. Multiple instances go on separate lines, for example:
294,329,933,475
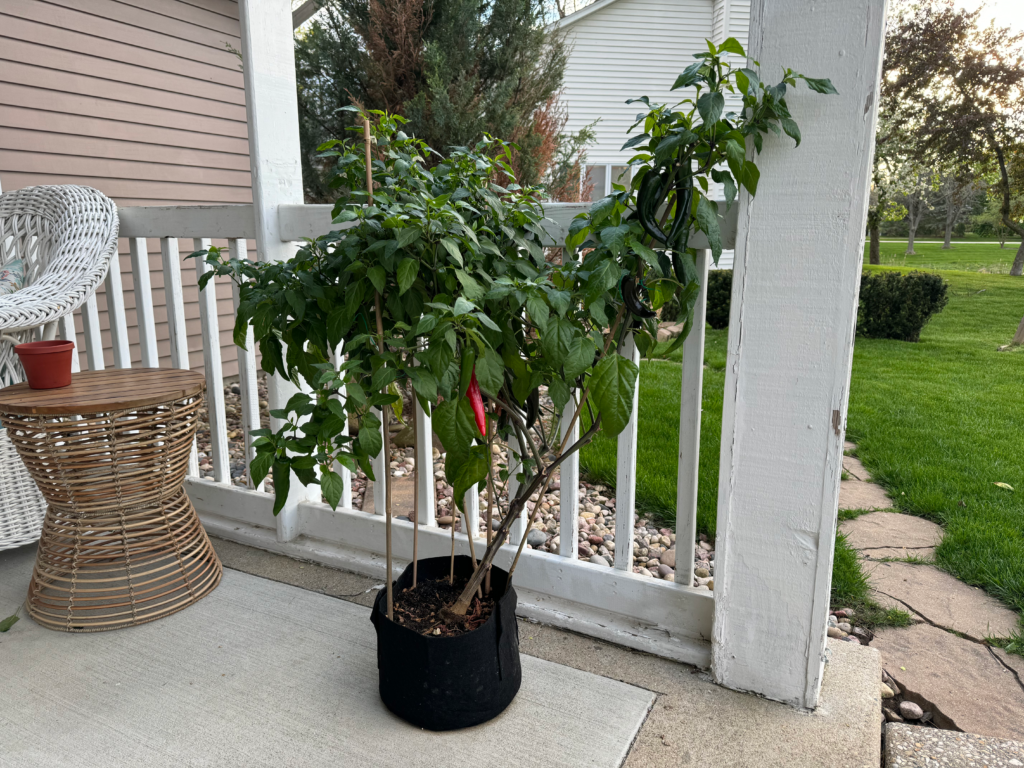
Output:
454,269,485,300
453,296,477,316
526,295,550,331
694,196,723,261
322,470,345,510
740,161,760,197
671,62,703,90
359,418,383,458
780,117,801,147
395,226,421,248
407,366,437,402
600,224,631,257
589,195,616,226
540,316,574,368
474,346,503,396
272,460,291,515
0,612,19,632
333,209,358,224
326,306,347,347
548,377,570,411
564,334,596,381
799,76,838,95
696,91,725,126
718,37,745,56
439,237,463,266
724,137,746,182
620,133,651,152
396,257,418,295
285,290,305,322
434,398,481,468
590,352,638,436
367,265,386,294
451,444,489,513
250,451,274,487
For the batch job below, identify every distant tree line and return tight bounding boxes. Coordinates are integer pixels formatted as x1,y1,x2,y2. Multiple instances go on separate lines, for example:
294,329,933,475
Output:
868,0,1024,271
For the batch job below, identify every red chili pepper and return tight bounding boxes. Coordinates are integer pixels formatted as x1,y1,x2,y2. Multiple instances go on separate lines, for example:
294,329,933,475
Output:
467,367,486,438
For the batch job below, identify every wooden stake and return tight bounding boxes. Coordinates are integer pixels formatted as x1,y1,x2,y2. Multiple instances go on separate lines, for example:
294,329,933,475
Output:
412,383,419,589
366,116,394,621
484,415,495,594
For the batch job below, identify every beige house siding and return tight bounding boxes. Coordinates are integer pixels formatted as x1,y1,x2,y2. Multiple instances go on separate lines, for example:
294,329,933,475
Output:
0,0,252,377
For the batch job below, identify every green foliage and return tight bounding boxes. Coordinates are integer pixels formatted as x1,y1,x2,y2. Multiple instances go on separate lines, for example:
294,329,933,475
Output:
569,38,834,356
703,270,732,330
193,112,640,518
294,0,568,201
857,271,948,342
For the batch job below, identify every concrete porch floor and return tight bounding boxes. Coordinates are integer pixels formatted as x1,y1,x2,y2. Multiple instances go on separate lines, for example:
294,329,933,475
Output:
0,540,883,767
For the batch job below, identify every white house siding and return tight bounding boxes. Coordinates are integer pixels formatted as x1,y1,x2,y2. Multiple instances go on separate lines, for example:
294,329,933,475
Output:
0,0,249,375
558,0,750,268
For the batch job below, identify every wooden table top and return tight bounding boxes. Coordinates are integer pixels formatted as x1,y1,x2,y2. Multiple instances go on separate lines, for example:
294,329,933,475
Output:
0,368,206,416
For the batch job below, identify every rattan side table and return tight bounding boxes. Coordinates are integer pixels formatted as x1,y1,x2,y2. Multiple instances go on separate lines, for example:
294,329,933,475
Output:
0,368,222,631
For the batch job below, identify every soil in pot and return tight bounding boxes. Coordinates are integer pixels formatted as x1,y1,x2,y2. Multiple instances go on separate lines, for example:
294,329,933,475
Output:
392,572,495,637
14,340,74,389
371,554,521,731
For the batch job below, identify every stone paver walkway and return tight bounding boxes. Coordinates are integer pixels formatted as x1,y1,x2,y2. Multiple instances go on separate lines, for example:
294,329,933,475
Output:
837,442,1024,743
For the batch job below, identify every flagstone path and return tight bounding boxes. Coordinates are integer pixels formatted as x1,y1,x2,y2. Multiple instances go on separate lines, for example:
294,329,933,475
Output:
837,441,1024,742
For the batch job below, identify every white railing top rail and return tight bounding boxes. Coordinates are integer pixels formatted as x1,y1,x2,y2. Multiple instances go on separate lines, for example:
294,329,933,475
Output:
116,202,739,251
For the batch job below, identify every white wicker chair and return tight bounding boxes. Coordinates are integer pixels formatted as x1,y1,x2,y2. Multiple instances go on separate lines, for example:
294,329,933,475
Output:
0,185,119,551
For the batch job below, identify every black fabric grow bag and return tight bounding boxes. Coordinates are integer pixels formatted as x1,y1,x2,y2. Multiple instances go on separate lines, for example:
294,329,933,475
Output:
370,555,521,731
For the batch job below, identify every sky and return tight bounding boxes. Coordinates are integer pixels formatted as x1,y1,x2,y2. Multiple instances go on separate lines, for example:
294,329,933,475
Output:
954,0,1024,33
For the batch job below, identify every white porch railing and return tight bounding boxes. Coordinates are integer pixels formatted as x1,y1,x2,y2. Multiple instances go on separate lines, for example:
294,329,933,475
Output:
57,201,737,667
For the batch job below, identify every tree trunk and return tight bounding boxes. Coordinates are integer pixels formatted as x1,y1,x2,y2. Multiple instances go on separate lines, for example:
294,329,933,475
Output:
906,225,917,255
869,220,881,265
943,208,955,249
1013,311,1024,345
1011,239,1024,277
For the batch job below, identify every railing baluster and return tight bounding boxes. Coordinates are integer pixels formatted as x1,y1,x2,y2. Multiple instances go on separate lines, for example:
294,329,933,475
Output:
159,236,198,477
613,333,640,571
559,393,580,559
370,406,386,514
415,396,436,527
80,294,105,371
195,238,230,484
675,249,710,589
104,251,131,368
230,240,264,491
57,314,80,373
463,485,479,540
327,342,351,506
129,237,159,368
160,237,189,370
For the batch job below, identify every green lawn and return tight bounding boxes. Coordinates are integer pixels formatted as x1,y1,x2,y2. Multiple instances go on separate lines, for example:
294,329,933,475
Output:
864,240,1021,273
581,267,1024,635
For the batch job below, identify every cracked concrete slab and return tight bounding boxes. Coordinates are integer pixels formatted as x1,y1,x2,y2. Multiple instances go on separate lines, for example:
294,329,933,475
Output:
873,624,1024,741
838,478,893,511
866,561,1020,640
842,455,872,481
885,723,1024,767
839,511,942,560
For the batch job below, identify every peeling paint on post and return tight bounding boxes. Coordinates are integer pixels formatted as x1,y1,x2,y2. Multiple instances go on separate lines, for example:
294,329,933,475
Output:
711,0,887,708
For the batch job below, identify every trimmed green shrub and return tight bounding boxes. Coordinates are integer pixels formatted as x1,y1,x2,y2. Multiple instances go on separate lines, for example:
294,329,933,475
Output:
704,270,732,330
857,271,948,342
661,268,732,328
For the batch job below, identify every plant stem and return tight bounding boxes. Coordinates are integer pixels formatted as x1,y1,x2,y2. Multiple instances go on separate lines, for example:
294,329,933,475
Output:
558,303,626,454
450,511,456,585
485,416,495,595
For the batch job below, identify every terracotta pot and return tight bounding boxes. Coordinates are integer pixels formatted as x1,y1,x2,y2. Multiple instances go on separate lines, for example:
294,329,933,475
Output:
14,340,74,389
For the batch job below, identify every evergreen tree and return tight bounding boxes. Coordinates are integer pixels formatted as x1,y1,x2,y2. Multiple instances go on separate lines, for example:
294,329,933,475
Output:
295,0,575,202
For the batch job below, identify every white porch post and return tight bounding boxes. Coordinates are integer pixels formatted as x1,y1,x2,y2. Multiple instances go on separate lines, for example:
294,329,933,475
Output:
711,0,887,708
238,0,308,541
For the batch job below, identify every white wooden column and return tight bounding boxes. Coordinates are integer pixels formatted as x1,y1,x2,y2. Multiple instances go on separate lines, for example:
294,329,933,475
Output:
239,0,308,541
613,333,639,571
711,0,887,709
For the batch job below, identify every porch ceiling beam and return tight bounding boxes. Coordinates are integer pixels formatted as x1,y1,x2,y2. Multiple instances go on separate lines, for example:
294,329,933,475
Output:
711,0,888,709
292,1,319,29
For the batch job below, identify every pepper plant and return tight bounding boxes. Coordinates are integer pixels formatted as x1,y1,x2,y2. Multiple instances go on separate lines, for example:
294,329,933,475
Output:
193,38,834,622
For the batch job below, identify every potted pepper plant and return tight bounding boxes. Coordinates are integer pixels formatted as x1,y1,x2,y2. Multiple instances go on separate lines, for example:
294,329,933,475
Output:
193,37,833,731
